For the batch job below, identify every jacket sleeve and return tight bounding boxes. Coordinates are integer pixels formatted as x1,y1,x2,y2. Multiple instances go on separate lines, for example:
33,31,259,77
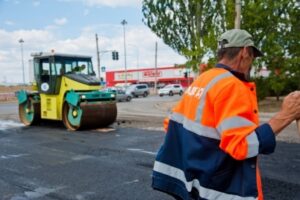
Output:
214,82,276,160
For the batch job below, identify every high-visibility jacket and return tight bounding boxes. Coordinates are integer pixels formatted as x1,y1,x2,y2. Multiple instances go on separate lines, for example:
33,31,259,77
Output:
152,64,276,200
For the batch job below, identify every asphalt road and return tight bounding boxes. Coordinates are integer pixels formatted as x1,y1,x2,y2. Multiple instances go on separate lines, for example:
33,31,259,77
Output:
0,96,300,200
0,124,173,200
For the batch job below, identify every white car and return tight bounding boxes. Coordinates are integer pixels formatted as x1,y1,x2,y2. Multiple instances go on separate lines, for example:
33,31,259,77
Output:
158,84,184,96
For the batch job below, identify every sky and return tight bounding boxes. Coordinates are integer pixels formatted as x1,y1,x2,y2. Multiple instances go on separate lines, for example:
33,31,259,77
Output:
0,0,186,84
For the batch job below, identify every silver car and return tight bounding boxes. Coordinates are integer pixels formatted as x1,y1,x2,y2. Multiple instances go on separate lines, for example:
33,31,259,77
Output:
103,88,132,102
125,84,149,98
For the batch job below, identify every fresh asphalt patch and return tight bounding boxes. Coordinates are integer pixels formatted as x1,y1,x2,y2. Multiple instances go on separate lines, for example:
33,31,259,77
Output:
0,124,299,199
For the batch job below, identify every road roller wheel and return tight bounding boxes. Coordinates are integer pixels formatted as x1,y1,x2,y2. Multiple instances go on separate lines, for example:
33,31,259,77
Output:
18,97,40,126
62,102,82,131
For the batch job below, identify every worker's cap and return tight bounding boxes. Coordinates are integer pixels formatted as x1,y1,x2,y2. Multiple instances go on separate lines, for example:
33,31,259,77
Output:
218,29,263,57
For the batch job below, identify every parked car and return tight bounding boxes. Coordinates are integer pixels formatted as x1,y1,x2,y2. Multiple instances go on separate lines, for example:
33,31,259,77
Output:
158,84,184,97
126,84,149,98
102,88,132,102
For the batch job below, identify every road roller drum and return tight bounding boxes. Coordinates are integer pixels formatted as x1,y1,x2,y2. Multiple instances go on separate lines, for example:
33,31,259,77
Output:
62,101,117,131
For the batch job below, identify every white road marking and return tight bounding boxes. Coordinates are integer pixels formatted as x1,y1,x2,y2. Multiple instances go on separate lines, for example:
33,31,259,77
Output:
72,155,94,161
0,154,29,159
127,148,157,155
124,179,139,185
142,127,164,131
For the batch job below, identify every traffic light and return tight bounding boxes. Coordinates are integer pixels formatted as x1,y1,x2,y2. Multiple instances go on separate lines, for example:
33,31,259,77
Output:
184,72,188,78
112,51,119,60
115,51,119,60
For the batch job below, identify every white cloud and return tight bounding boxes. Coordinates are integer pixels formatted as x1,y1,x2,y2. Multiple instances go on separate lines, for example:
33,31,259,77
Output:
84,0,141,7
58,0,141,7
54,17,68,26
0,24,186,84
5,20,14,26
33,1,40,7
0,29,55,83
83,9,90,16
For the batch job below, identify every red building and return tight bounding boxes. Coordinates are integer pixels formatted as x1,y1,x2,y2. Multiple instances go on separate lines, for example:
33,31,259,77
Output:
106,66,195,88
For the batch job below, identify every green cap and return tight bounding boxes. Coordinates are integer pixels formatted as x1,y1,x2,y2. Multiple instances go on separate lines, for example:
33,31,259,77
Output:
218,29,263,57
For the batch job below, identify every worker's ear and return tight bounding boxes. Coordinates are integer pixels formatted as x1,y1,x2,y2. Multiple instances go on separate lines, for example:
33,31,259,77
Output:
241,47,252,58
236,48,244,60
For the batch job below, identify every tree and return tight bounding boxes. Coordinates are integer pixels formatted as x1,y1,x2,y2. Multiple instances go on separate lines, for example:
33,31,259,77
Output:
142,0,229,71
241,0,299,100
143,0,299,98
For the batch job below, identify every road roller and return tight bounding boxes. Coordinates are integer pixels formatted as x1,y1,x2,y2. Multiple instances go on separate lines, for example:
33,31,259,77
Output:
16,52,117,131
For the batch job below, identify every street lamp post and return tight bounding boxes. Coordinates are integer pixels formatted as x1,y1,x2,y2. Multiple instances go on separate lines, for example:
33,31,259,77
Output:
121,19,128,87
95,34,101,81
19,38,25,85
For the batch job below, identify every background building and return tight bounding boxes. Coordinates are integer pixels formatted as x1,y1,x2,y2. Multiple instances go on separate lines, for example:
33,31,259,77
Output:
106,66,195,88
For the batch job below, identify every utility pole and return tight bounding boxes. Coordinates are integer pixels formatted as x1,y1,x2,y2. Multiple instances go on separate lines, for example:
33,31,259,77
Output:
19,38,25,85
154,42,158,94
121,19,128,87
235,0,241,29
95,34,101,81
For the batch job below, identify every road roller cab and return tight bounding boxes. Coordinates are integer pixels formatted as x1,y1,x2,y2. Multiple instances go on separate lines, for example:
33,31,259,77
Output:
16,52,117,130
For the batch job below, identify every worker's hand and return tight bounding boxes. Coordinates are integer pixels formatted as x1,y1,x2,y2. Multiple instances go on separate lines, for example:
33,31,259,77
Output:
269,91,300,135
281,91,300,120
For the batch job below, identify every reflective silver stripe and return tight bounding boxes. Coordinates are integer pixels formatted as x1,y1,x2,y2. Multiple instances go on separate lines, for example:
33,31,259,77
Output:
246,131,259,158
217,116,255,133
216,116,259,158
195,72,233,122
170,112,220,140
153,161,258,200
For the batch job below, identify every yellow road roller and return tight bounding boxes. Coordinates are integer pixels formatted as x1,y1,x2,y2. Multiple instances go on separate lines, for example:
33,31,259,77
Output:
16,52,117,131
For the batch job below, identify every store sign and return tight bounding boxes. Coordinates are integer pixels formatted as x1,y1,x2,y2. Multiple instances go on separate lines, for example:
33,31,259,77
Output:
143,70,162,78
115,72,134,81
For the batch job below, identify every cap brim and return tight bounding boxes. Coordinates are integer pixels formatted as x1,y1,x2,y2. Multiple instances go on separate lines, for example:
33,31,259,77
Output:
253,46,263,57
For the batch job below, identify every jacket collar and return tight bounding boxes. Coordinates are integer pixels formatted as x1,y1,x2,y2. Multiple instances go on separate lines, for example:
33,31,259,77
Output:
215,63,248,82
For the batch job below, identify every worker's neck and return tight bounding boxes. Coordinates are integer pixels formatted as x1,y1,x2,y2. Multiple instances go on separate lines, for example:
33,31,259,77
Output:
218,58,244,74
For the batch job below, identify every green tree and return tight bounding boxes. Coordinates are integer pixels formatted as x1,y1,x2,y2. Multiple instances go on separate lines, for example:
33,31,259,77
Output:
143,0,299,98
142,0,229,71
241,0,299,100
268,73,286,101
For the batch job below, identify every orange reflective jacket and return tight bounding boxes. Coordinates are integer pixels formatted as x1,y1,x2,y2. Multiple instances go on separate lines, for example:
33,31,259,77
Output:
153,66,276,200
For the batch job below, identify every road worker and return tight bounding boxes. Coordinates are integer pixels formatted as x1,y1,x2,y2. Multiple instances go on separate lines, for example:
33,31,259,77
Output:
152,29,300,200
